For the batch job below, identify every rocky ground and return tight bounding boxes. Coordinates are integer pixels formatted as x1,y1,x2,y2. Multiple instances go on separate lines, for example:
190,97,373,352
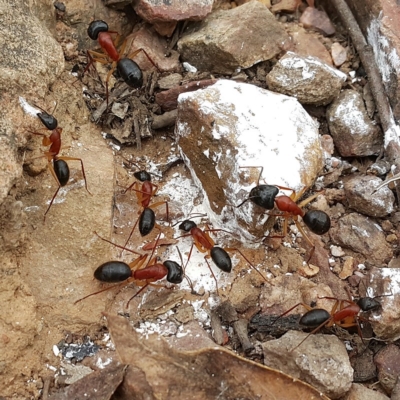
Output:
1,0,400,399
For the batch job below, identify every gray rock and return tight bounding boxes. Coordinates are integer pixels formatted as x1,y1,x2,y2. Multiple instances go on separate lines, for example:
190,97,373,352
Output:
344,383,390,400
344,175,395,218
262,330,353,399
365,268,400,341
266,52,346,106
330,213,393,265
374,344,400,395
175,80,323,240
327,90,383,156
178,1,290,74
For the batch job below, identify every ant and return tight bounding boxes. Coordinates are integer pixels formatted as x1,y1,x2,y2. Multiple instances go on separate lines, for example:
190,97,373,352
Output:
74,232,191,307
237,166,330,261
271,299,363,350
177,219,269,293
85,20,158,103
26,105,91,220
272,288,392,350
122,167,169,251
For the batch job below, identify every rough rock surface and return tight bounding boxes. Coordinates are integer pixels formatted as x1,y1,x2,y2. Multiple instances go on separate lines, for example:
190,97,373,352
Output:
266,52,346,106
343,175,395,218
327,90,383,156
299,6,336,36
288,26,333,65
133,0,214,36
262,331,353,399
178,1,290,74
374,344,400,395
0,0,64,98
124,26,181,72
175,79,324,240
344,383,390,400
366,268,400,341
329,213,393,265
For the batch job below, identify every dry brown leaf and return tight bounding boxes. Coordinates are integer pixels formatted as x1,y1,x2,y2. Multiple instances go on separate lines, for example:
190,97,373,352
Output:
48,364,125,400
105,313,331,400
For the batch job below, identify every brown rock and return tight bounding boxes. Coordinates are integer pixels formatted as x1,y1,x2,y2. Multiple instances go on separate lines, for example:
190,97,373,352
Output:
271,0,299,13
327,90,383,157
330,213,393,265
262,331,353,399
289,27,333,65
155,79,218,111
300,6,336,36
124,26,181,72
344,383,389,400
266,52,346,106
344,175,395,218
374,344,400,395
178,1,290,74
133,0,213,37
331,42,348,67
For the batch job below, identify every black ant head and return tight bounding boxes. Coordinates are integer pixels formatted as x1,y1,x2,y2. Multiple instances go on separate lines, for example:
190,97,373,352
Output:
249,185,279,210
357,297,382,312
87,20,109,40
37,112,58,130
134,170,151,182
164,261,184,284
303,210,331,235
178,220,197,232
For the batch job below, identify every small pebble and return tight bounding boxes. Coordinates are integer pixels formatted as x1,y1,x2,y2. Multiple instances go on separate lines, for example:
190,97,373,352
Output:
331,245,345,257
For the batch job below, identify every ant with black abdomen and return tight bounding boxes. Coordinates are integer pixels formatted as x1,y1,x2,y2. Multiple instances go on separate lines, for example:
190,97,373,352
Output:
177,218,269,294
237,166,330,262
74,232,194,307
25,104,91,220
84,20,159,105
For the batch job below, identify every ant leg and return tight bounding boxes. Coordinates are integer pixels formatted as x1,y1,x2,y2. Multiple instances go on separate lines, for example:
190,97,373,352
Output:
57,156,91,195
93,231,143,256
127,48,160,72
44,186,61,221
296,191,324,208
149,201,169,223
271,303,314,325
291,317,333,352
225,247,269,283
204,255,219,295
126,283,150,308
74,280,133,304
292,219,315,263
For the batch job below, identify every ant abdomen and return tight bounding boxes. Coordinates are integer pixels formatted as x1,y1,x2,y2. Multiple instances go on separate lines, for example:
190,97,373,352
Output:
94,261,132,282
303,210,331,235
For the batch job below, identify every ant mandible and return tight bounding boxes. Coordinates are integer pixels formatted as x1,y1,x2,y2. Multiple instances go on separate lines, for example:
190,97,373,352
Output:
26,105,91,220
237,166,330,261
85,20,158,103
74,232,189,307
178,219,269,293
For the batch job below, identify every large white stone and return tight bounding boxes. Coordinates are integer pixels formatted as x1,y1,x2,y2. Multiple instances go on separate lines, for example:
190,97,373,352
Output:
175,80,324,240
